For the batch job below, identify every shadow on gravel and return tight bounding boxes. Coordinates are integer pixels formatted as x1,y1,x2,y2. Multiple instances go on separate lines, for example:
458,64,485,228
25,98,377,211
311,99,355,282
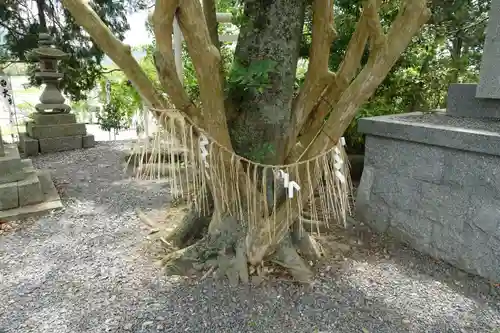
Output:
337,223,500,301
0,142,497,333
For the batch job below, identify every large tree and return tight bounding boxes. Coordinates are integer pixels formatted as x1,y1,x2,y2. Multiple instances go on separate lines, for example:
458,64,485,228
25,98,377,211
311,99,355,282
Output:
0,0,148,100
60,0,430,283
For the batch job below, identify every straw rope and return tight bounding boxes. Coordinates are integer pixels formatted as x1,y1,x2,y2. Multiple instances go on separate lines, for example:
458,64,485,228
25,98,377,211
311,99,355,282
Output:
127,108,353,236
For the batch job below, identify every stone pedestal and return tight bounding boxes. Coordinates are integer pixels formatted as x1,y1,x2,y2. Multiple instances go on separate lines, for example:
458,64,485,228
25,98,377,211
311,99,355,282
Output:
19,113,95,156
355,0,500,283
0,143,62,219
356,113,500,282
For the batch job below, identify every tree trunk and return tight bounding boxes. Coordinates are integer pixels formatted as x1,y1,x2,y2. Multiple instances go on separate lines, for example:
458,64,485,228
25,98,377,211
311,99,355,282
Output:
229,0,306,164
36,0,48,32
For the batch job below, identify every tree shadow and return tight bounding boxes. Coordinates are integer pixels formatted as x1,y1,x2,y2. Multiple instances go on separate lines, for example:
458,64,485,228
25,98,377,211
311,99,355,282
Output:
1,141,498,333
332,221,500,301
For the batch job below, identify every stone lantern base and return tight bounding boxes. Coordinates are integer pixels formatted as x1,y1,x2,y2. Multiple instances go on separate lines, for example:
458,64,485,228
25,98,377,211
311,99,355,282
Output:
18,113,95,156
0,144,62,220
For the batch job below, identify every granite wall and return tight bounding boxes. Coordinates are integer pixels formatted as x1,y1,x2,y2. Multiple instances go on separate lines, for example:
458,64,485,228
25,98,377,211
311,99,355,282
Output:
356,135,500,282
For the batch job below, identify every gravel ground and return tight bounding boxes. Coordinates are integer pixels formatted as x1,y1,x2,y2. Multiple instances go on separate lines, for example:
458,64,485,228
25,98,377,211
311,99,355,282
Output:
0,141,499,333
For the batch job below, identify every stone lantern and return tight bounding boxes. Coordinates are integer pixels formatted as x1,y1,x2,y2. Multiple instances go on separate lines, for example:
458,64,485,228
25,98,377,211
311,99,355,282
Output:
26,33,70,113
19,32,95,156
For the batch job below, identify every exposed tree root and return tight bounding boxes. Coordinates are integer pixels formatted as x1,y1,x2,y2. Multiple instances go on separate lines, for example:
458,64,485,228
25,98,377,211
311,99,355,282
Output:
165,208,212,248
162,215,248,285
162,212,316,285
162,241,206,276
271,235,314,283
292,221,323,262
165,187,214,248
234,240,250,283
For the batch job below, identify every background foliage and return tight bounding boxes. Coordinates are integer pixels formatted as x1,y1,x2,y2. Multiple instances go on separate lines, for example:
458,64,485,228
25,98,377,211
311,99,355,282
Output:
0,0,149,101
97,68,142,133
332,0,490,153
2,0,489,152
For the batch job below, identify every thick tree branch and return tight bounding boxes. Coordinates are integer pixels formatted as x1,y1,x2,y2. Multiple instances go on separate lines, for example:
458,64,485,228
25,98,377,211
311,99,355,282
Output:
322,0,430,142
101,68,122,74
286,0,378,162
60,0,166,112
202,0,236,116
59,1,252,217
201,0,235,121
152,0,203,126
364,0,386,62
202,0,220,49
153,1,266,218
177,0,233,150
286,0,337,159
247,0,431,265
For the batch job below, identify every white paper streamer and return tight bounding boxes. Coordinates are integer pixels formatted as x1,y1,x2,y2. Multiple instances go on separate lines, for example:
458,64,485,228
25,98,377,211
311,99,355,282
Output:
276,169,301,198
199,134,209,167
334,137,346,183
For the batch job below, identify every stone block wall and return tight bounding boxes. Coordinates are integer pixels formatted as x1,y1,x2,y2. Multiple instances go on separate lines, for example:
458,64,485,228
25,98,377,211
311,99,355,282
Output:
356,135,500,282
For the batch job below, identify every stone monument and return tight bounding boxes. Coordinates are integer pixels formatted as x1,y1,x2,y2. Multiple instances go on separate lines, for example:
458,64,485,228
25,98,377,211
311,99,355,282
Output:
18,33,95,156
0,137,62,218
355,2,500,283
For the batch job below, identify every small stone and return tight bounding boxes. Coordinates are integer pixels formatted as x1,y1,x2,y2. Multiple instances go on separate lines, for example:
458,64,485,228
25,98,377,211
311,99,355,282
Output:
330,241,351,252
402,319,410,325
142,321,154,329
124,323,133,330
251,275,264,286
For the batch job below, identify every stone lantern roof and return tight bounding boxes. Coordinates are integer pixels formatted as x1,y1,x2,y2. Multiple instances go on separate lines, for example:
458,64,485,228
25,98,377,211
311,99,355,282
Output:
25,33,68,61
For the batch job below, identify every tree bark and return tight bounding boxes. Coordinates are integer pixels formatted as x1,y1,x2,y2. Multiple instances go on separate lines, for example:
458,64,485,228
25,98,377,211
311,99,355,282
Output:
202,0,220,49
229,0,307,164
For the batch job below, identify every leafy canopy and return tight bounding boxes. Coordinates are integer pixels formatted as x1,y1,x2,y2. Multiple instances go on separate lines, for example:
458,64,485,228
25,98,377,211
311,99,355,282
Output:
0,0,150,100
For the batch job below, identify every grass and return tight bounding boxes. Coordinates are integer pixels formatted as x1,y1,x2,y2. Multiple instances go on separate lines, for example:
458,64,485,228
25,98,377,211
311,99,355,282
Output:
13,87,41,94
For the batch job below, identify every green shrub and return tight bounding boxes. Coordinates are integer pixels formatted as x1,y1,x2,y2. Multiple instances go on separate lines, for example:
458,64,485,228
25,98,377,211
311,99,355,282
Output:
344,99,400,155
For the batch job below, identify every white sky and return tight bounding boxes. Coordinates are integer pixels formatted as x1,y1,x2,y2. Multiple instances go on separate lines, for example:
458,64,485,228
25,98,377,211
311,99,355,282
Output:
123,10,153,47
0,8,152,49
